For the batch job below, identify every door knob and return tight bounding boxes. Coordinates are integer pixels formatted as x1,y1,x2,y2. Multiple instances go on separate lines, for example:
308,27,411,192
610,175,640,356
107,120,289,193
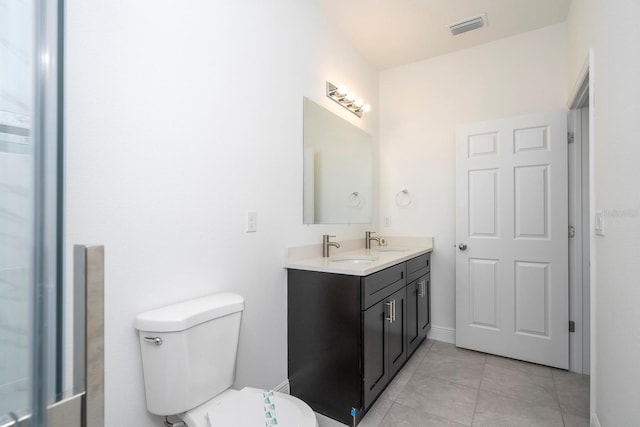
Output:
458,243,468,251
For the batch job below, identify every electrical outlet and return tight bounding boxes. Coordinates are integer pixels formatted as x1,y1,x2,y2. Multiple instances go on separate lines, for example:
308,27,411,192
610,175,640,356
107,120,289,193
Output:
246,211,257,233
384,216,392,227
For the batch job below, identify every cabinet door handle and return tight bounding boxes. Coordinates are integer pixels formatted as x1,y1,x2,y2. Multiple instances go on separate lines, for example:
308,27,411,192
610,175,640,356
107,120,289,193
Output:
385,301,393,323
418,280,425,298
392,299,396,322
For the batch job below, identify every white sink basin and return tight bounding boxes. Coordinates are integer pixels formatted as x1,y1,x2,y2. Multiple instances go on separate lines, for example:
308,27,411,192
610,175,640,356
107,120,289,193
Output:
330,255,379,264
372,247,410,252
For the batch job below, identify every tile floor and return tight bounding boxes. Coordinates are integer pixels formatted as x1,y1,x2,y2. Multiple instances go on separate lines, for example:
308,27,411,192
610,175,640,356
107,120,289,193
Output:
315,339,590,427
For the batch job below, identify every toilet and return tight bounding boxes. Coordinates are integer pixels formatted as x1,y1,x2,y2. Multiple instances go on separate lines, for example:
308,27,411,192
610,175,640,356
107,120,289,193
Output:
134,292,318,427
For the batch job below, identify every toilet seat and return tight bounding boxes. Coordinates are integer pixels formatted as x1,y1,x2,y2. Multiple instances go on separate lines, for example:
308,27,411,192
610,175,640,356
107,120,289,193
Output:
181,387,318,427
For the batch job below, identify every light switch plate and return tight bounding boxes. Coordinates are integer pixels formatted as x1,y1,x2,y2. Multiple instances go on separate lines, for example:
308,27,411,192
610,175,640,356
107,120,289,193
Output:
384,216,392,227
595,211,604,236
246,211,257,233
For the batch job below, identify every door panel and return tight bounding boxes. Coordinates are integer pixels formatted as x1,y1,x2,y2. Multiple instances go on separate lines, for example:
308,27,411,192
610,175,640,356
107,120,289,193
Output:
419,275,430,333
514,165,549,238
406,281,419,354
387,288,406,378
514,261,550,336
469,169,499,237
363,300,387,409
456,111,568,369
469,259,498,329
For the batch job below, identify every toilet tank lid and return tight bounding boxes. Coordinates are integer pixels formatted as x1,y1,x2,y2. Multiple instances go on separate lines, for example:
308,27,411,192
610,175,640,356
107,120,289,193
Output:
134,292,244,332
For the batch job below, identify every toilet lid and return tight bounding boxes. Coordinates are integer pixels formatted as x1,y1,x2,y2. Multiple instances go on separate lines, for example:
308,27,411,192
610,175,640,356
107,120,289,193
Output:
186,387,317,427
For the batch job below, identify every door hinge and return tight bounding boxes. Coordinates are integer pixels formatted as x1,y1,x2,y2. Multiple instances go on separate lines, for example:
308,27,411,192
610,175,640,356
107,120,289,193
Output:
569,321,576,333
569,225,576,238
568,132,575,144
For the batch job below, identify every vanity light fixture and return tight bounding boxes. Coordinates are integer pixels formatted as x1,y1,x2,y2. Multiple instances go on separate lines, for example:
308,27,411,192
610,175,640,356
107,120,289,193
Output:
326,81,371,118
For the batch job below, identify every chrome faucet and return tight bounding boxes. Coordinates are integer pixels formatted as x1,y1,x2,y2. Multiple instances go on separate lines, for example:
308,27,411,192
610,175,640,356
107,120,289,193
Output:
322,235,341,257
365,231,381,249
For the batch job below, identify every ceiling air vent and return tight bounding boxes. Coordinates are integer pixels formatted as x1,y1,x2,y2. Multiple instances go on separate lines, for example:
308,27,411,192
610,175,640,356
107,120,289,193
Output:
449,14,486,36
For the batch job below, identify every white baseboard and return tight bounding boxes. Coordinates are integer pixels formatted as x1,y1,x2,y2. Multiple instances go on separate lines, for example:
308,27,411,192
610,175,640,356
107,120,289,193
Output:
590,414,601,427
427,325,456,344
274,379,290,394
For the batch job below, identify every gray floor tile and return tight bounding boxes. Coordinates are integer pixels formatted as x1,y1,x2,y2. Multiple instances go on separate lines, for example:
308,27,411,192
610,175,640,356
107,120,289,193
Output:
472,389,564,427
379,402,467,427
380,339,432,402
416,351,485,389
380,365,415,402
404,345,429,373
359,397,393,427
485,354,553,379
315,340,590,427
480,363,560,411
562,411,590,427
413,338,435,359
552,369,590,418
430,341,486,364
396,370,477,426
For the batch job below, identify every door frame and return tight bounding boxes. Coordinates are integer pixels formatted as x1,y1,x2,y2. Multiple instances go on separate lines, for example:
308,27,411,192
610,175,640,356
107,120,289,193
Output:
567,51,595,376
567,107,589,374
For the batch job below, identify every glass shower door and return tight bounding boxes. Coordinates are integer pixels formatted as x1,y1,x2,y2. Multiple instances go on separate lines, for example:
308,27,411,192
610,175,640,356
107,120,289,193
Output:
0,0,36,422
0,0,77,425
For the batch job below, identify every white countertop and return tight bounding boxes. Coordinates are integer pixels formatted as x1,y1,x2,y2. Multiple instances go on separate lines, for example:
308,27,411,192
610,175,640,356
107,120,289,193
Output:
284,236,433,276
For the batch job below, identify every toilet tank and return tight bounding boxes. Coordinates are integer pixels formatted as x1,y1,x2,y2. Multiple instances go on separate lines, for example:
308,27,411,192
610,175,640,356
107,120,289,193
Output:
134,293,244,416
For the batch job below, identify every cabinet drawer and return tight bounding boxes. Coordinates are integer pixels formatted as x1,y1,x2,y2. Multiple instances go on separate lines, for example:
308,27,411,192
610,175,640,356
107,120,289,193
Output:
361,263,406,310
406,253,430,283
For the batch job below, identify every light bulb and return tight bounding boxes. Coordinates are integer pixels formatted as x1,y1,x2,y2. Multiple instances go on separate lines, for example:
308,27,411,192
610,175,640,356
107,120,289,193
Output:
362,104,371,113
337,85,348,96
355,98,364,107
346,92,356,102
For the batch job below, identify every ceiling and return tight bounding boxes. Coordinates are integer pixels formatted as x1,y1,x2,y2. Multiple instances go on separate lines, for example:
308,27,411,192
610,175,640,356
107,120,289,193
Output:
315,0,572,70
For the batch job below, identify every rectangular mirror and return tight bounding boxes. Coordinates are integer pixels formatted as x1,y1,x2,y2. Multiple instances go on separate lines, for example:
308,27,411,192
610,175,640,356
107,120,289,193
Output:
303,97,373,224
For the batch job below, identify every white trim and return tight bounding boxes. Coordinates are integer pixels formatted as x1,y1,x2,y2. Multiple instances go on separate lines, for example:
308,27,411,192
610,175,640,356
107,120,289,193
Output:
567,106,591,375
580,107,591,376
567,108,583,373
587,47,597,416
590,413,601,427
567,50,595,380
274,379,290,394
427,325,456,344
568,56,590,109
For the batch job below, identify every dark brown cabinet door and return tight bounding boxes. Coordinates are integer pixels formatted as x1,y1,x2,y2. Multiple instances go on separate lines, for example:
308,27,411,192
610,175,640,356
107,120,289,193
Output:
363,299,388,409
418,273,431,334
406,279,421,356
387,287,407,378
363,286,409,408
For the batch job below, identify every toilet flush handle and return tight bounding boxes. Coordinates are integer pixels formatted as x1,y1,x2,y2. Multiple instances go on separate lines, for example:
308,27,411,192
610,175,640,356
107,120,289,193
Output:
143,336,163,345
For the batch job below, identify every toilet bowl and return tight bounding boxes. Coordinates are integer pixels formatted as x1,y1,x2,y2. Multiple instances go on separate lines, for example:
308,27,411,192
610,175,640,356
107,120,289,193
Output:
134,292,317,427
182,387,317,427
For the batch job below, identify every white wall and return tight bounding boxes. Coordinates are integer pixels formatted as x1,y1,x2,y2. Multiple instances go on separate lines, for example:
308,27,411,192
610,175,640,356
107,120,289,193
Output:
65,1,378,425
568,1,640,425
379,23,568,333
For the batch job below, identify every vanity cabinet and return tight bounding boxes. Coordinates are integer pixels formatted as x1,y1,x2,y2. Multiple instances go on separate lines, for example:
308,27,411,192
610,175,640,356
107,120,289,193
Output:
287,253,430,425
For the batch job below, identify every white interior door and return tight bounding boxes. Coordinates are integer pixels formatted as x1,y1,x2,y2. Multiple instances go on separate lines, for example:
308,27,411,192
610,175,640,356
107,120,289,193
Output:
455,111,568,369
